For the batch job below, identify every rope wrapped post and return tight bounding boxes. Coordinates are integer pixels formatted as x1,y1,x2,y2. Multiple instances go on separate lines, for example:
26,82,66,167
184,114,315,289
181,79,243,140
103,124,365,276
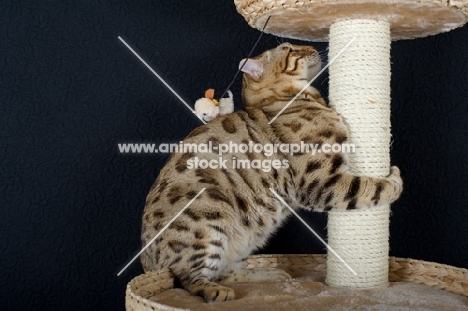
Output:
326,19,391,288
234,0,468,290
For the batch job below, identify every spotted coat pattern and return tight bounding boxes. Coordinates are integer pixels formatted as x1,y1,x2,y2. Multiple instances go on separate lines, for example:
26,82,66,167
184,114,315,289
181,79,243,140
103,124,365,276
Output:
141,43,403,302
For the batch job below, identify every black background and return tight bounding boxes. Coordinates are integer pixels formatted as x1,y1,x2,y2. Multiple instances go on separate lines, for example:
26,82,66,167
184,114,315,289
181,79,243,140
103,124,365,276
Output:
1,1,468,309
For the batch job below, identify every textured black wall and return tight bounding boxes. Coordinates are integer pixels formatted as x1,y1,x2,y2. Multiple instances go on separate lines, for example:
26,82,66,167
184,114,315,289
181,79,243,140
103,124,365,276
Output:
1,1,468,309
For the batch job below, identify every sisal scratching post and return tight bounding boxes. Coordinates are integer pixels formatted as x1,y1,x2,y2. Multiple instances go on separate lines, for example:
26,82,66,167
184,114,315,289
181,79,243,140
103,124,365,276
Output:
327,19,391,287
235,0,468,289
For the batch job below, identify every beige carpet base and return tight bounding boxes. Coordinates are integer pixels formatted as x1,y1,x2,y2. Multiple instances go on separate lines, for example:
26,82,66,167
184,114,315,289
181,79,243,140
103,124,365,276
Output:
126,255,468,311
148,270,468,311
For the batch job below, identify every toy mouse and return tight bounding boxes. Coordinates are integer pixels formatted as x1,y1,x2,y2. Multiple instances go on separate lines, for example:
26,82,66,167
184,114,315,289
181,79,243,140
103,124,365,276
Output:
194,89,234,122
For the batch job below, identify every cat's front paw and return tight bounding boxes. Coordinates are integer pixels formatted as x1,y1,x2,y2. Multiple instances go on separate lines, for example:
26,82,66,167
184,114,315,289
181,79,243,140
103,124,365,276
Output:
386,166,403,202
202,285,235,302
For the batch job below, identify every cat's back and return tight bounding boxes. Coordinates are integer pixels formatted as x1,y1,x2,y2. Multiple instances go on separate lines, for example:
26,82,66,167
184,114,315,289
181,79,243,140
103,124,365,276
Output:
157,109,271,172
186,109,271,144
141,109,283,272
143,109,275,215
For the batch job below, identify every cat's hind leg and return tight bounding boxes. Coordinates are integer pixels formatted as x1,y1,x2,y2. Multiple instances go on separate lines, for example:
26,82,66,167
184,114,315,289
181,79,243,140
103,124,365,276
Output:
168,234,237,302
172,254,235,302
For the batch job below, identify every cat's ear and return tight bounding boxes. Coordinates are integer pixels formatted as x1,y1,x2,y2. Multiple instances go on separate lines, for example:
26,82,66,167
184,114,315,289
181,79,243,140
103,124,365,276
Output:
239,58,263,80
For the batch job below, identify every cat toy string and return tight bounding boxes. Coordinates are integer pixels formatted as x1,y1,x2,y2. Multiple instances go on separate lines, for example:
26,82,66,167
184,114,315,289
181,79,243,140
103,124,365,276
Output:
219,16,272,101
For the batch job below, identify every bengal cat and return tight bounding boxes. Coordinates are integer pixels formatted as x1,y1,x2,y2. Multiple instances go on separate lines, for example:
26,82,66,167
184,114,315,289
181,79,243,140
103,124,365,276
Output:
141,43,403,302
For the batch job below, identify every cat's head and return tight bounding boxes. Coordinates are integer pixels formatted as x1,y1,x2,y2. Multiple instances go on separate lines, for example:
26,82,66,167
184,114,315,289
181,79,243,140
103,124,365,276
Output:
240,43,323,111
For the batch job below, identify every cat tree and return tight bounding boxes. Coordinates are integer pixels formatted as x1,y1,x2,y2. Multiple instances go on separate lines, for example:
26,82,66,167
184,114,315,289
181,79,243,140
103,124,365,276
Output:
124,2,468,309
234,0,468,289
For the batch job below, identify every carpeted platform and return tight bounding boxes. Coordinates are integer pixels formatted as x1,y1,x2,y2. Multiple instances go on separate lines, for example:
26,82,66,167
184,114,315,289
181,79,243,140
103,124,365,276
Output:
147,270,468,311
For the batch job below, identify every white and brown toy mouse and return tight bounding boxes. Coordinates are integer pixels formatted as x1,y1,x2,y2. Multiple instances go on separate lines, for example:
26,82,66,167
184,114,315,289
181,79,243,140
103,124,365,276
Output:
194,89,234,122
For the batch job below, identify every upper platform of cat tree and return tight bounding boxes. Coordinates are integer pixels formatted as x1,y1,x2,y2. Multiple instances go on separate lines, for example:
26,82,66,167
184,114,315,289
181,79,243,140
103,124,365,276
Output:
234,0,468,41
